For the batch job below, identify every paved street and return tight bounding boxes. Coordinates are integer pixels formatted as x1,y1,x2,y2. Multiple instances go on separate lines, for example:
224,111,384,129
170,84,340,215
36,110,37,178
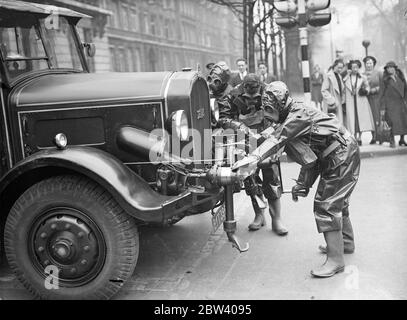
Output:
1,152,407,300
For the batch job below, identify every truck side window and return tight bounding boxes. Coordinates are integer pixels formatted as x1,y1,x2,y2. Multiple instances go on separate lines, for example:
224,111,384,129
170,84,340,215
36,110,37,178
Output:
0,25,48,79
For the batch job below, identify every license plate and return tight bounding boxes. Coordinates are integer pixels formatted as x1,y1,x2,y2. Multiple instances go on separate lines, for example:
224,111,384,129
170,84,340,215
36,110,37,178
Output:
211,203,226,233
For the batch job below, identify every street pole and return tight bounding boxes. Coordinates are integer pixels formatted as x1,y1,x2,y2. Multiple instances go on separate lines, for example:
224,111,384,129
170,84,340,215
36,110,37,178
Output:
248,3,255,72
362,40,370,58
297,0,311,105
243,0,248,61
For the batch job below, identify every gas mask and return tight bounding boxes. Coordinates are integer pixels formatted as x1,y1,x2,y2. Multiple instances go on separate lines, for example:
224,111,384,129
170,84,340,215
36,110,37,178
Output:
241,75,261,112
207,63,231,96
242,80,261,98
262,94,279,123
263,81,291,123
207,74,224,96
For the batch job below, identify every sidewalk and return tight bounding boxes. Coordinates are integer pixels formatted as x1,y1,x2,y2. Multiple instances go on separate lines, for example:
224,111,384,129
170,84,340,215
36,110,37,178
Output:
357,139,407,159
278,123,407,162
289,92,407,160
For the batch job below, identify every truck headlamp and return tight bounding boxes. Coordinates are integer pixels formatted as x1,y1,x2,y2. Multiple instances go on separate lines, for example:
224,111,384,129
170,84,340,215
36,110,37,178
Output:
54,133,68,149
169,110,189,141
210,98,219,122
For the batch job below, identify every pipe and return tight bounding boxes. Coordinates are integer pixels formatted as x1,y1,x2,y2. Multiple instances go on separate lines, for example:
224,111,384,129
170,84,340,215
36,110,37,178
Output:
116,126,191,165
224,185,249,253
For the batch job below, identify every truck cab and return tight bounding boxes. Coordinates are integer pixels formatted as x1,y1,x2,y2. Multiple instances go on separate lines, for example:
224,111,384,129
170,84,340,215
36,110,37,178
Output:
0,0,248,299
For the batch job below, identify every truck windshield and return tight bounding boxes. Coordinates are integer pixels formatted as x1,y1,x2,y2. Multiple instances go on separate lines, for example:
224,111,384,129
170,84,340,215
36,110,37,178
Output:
0,15,84,81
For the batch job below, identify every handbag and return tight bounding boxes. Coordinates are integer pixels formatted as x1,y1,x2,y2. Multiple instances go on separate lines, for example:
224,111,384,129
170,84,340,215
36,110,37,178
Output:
358,86,369,96
377,111,392,144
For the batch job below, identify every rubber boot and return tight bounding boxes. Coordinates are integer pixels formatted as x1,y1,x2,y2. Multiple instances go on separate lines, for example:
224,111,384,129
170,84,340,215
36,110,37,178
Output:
269,199,288,236
369,131,376,144
342,216,355,252
319,216,355,254
248,197,266,231
311,230,345,278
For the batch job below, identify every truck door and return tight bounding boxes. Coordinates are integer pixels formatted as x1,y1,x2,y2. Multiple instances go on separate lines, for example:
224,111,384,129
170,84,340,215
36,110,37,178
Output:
0,88,8,177
0,114,5,178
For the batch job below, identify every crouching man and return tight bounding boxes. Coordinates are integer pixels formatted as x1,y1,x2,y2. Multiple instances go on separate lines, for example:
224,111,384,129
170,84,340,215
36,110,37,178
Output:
233,81,360,278
208,64,288,235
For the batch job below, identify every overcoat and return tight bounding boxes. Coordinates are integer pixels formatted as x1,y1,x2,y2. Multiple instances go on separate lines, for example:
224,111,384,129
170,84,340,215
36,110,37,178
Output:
311,72,324,103
321,70,345,125
363,69,383,132
259,72,277,84
380,73,407,135
343,73,375,134
229,72,245,88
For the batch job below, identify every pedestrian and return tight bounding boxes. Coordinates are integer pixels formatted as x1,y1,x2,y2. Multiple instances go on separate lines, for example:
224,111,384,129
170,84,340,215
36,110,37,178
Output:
363,56,382,144
343,59,375,145
380,61,407,147
233,81,360,278
257,61,277,84
310,64,324,110
229,58,248,88
215,72,288,235
321,59,346,126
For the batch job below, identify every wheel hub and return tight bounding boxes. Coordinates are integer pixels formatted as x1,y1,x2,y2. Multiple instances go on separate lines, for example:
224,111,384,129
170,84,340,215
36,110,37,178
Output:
30,209,106,287
53,238,73,260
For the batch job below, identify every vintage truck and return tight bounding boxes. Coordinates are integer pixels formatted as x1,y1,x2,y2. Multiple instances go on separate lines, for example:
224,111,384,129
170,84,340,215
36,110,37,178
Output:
0,0,252,299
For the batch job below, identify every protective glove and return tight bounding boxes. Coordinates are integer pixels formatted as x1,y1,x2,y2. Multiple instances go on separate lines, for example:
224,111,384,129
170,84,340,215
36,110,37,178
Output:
291,184,309,202
231,155,260,180
238,123,258,140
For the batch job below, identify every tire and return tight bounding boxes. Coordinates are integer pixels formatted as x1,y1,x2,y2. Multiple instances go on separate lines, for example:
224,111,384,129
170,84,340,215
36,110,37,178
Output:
4,175,139,300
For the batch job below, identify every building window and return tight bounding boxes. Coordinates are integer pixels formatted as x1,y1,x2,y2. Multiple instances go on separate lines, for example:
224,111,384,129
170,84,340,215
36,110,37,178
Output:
83,28,95,72
106,0,115,27
149,48,157,71
114,0,121,28
164,19,170,39
150,15,156,36
133,48,141,71
118,48,127,72
121,3,129,30
109,46,116,71
127,47,134,72
144,12,149,34
130,7,139,32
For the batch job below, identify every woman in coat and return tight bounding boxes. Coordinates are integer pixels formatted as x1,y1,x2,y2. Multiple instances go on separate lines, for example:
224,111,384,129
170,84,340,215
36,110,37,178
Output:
380,61,407,147
363,56,382,144
343,60,375,145
311,64,324,110
321,59,346,126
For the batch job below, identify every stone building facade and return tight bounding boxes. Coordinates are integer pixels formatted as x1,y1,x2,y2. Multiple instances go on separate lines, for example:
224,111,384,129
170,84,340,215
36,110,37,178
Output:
31,0,243,73
105,0,243,73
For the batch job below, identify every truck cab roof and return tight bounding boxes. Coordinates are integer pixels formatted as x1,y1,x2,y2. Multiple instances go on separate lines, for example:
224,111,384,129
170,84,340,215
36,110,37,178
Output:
0,0,90,19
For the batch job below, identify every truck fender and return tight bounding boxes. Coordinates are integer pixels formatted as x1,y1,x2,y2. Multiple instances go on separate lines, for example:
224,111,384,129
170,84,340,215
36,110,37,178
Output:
0,146,193,224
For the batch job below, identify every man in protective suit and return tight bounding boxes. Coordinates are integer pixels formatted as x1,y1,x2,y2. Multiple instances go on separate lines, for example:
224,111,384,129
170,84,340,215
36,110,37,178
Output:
233,81,360,277
208,67,288,235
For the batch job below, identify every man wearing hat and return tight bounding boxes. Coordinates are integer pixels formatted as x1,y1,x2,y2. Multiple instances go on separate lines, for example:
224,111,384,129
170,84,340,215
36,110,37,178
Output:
217,73,289,235
380,61,407,146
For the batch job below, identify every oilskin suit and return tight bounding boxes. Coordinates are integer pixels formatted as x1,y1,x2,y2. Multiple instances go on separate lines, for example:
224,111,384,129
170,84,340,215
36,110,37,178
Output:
218,78,288,235
249,99,360,241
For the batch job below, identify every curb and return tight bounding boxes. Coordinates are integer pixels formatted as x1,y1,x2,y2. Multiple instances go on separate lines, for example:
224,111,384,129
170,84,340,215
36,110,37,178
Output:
280,146,407,162
359,146,407,159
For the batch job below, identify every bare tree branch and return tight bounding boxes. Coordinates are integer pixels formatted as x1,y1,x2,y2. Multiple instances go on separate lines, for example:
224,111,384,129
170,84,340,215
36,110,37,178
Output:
369,0,398,33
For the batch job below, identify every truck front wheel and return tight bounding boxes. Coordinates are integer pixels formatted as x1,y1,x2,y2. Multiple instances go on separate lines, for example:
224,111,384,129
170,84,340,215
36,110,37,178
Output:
4,175,139,300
